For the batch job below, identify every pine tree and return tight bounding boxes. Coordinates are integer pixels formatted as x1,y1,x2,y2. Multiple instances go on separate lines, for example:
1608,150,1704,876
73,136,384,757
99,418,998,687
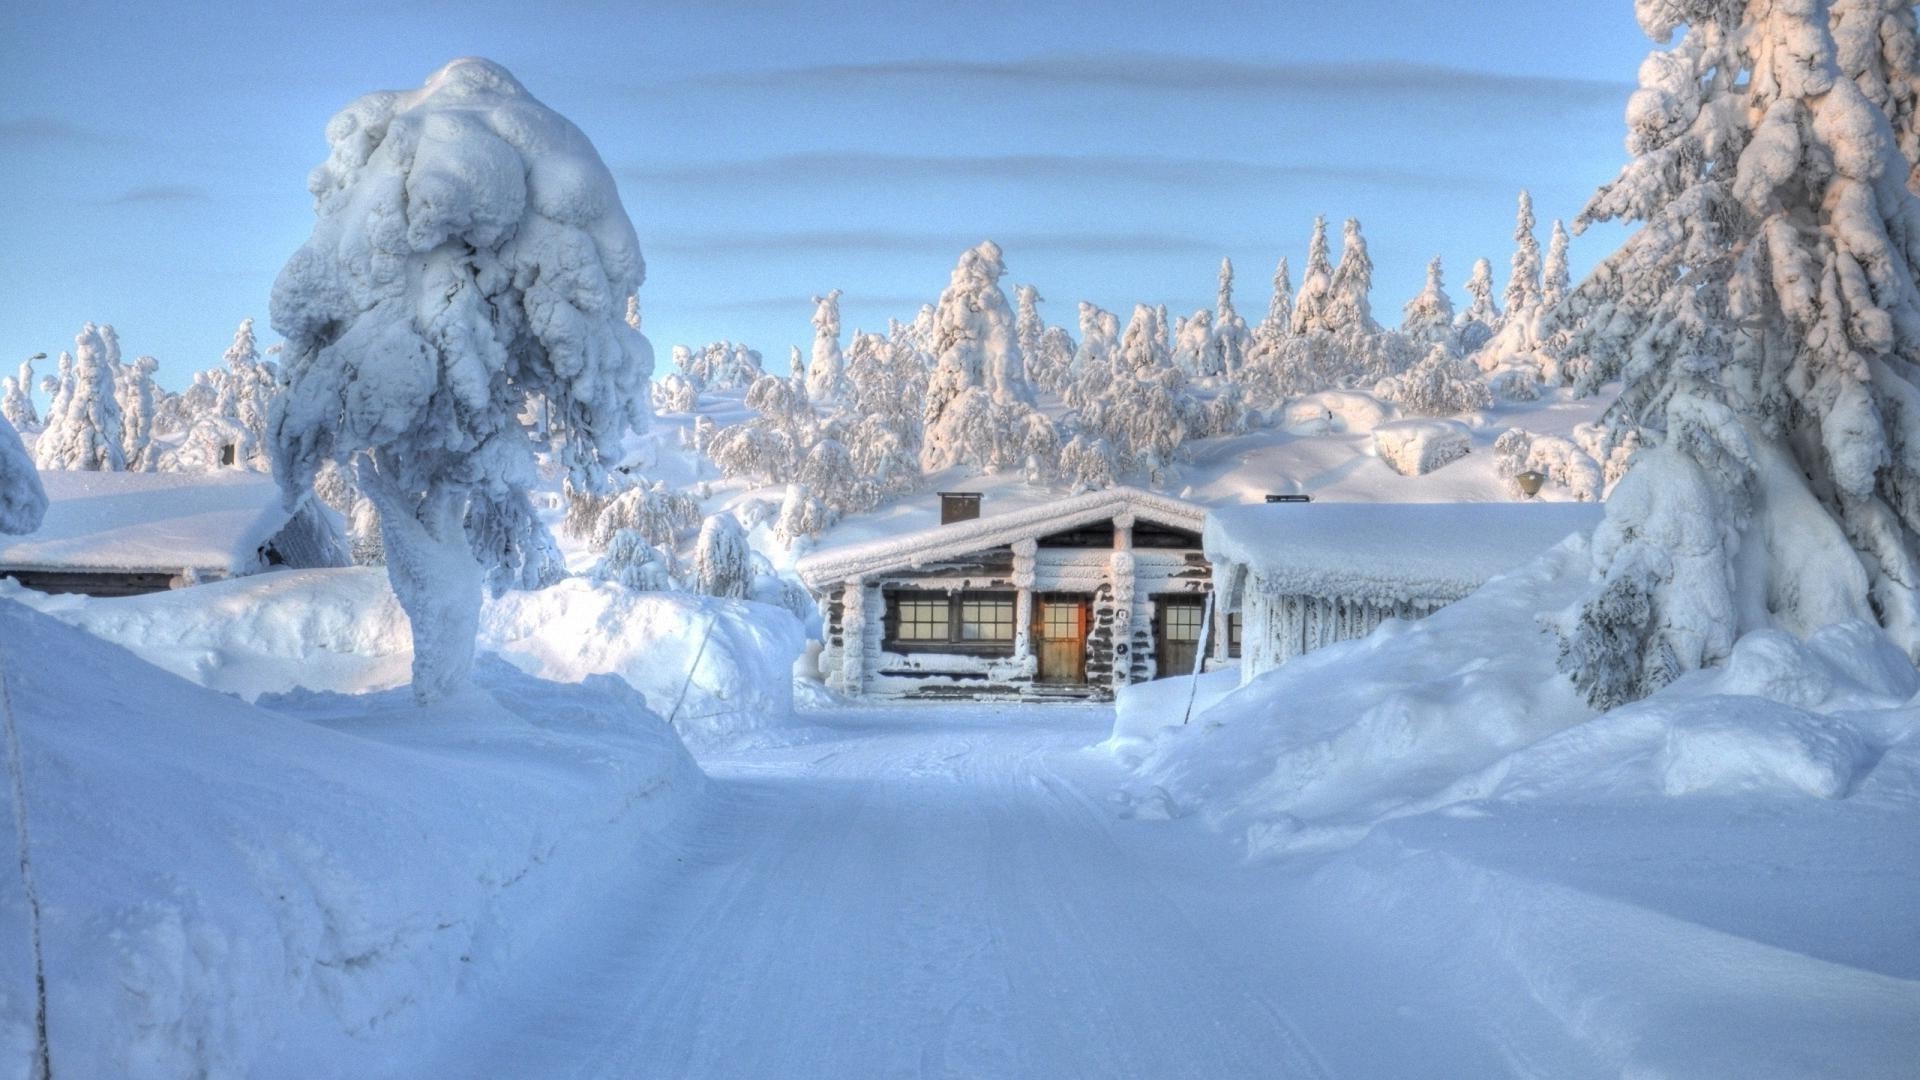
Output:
1458,257,1500,352
36,323,125,471
1325,217,1377,333
1290,217,1335,335
1260,257,1293,342
1211,257,1252,376
806,288,847,403
1558,0,1920,707
1502,190,1543,320
1541,219,1572,310
1402,256,1456,344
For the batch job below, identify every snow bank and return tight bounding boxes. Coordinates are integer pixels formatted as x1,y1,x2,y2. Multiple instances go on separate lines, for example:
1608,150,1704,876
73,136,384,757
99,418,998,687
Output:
1116,531,1920,858
1111,667,1240,747
4,568,805,745
0,598,701,1078
1279,391,1389,435
1372,419,1471,476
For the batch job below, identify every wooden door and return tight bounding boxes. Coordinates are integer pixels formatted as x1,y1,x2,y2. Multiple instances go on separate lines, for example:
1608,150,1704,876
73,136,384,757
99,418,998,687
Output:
1155,597,1206,679
1035,595,1089,684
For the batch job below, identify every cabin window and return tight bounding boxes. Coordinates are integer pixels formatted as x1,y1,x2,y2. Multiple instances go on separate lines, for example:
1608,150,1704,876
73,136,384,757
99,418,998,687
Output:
960,594,1015,642
1228,612,1243,658
894,595,951,641
883,588,1017,656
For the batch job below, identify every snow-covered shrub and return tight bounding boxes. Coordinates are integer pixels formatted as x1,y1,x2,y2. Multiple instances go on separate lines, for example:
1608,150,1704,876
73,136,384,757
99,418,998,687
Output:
1373,419,1471,476
589,481,701,552
653,372,699,413
270,58,652,701
592,527,678,592
1058,434,1118,493
693,512,751,599
774,482,835,545
1524,436,1603,502
1493,428,1534,495
1279,391,1390,436
1374,344,1490,417
1488,367,1540,402
677,341,763,391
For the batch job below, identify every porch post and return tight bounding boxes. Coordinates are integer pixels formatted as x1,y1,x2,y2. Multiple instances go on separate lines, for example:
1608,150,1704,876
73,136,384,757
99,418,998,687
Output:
1110,512,1136,690
1012,538,1037,662
839,576,867,694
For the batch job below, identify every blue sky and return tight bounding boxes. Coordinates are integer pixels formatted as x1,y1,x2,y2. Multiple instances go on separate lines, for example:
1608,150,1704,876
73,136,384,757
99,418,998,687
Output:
0,1,1650,391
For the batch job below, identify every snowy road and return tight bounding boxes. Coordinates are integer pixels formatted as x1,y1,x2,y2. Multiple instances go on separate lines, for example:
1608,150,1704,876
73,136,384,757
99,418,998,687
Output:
410,705,1347,1080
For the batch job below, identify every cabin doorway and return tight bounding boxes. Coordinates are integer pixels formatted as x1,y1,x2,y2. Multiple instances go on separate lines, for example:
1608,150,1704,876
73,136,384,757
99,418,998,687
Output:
1154,596,1207,679
1034,593,1090,684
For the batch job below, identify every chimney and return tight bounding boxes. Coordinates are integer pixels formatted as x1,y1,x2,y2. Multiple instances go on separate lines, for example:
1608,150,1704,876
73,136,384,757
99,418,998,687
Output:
1264,494,1312,503
939,491,982,524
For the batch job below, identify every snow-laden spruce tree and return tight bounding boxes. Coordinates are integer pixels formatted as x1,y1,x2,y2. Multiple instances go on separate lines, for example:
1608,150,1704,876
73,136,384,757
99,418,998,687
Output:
693,512,751,599
1542,219,1572,309
1376,343,1491,416
1173,309,1214,375
36,323,125,471
1502,190,1544,320
270,58,652,702
1830,0,1919,194
0,413,46,534
116,354,159,471
1,356,39,433
1290,217,1335,335
1558,0,1920,708
1402,256,1456,345
1457,257,1501,353
220,317,279,469
1015,285,1046,386
1326,218,1379,333
805,289,846,403
920,241,1041,473
1210,258,1251,376
1260,257,1294,344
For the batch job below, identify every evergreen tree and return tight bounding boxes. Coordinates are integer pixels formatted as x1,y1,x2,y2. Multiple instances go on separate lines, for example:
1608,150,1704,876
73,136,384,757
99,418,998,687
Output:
1290,216,1335,335
1458,257,1500,352
1542,219,1572,310
0,355,38,433
36,323,125,471
805,288,847,403
1326,217,1377,332
1402,256,1456,344
1211,257,1252,376
1260,257,1294,343
693,512,752,599
1502,190,1543,320
1558,0,1920,707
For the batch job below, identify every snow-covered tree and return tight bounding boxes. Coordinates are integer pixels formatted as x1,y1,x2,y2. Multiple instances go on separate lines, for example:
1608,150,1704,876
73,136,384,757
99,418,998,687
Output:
593,527,676,592
1457,257,1500,352
1210,257,1252,376
1057,434,1118,494
1326,217,1378,332
1260,257,1294,344
1502,190,1543,321
1174,309,1215,375
1290,217,1335,335
116,354,159,471
36,323,125,471
270,58,653,702
1,355,40,433
693,512,751,599
1831,0,1920,193
1557,0,1920,708
221,317,279,470
805,289,847,403
1542,219,1572,310
1376,343,1491,416
920,241,1036,473
1401,256,1456,344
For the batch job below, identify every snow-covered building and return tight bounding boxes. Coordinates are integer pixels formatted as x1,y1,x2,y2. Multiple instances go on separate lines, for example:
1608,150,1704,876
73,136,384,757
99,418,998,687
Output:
0,470,348,595
1207,501,1602,684
797,488,1222,701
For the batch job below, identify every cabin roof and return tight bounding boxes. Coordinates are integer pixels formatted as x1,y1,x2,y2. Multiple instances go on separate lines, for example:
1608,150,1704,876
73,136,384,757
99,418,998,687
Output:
0,469,311,577
796,485,1208,589
1205,500,1603,608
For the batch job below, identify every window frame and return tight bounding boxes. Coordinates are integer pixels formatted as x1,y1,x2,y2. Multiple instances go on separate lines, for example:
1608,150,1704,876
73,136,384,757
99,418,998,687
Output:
881,587,1019,657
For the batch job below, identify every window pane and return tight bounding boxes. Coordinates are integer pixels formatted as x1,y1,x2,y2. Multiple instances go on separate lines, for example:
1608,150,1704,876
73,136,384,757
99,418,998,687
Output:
960,594,1014,641
1163,602,1204,643
1228,612,1242,657
896,597,950,641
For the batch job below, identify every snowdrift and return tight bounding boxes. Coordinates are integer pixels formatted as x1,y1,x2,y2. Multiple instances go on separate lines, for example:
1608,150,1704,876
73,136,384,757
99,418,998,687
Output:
0,598,702,1078
1113,534,1920,856
7,567,806,746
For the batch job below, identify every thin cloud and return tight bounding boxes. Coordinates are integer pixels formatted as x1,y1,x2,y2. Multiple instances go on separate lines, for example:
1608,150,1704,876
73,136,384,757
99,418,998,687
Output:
676,294,934,316
621,153,1486,194
97,185,211,207
0,116,119,147
648,230,1224,259
650,55,1627,106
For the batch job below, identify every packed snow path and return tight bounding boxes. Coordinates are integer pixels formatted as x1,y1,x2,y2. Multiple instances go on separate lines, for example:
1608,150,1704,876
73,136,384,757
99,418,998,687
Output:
410,704,1919,1079
415,705,1335,1079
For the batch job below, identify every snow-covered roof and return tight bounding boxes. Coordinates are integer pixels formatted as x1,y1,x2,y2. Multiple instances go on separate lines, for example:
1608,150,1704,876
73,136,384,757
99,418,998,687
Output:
796,485,1208,589
0,470,309,576
1206,501,1603,608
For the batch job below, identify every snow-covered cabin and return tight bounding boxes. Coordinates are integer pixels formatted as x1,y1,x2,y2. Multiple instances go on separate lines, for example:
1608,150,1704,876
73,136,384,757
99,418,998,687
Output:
1207,501,1602,685
796,488,1223,702
0,470,348,596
